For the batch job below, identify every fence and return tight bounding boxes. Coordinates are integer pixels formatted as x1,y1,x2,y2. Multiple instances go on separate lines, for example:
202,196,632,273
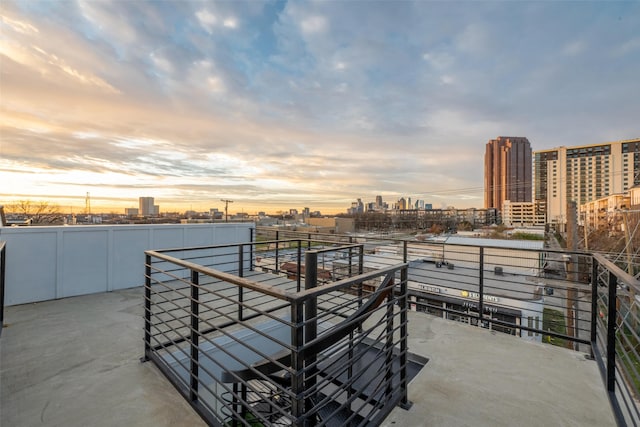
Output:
143,238,420,426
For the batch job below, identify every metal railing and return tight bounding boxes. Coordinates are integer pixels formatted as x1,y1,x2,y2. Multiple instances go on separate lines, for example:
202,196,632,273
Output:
0,241,5,337
255,227,640,426
256,227,591,348
143,238,416,427
593,254,640,426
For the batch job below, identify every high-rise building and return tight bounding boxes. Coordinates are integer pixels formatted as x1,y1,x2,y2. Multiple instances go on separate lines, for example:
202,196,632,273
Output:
139,197,156,216
534,138,640,226
375,195,383,210
397,198,407,210
484,136,532,211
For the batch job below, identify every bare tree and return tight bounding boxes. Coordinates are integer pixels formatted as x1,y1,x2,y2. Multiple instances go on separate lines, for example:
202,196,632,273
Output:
6,200,64,225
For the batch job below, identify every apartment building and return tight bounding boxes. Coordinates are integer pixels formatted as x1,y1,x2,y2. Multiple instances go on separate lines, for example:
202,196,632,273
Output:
502,200,546,227
534,138,640,227
579,193,630,233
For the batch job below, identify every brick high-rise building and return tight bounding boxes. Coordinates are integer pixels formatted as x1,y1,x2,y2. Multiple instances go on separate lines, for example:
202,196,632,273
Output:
484,136,532,211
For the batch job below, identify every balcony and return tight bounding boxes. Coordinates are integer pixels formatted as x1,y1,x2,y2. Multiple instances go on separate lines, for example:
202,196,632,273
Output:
0,226,636,426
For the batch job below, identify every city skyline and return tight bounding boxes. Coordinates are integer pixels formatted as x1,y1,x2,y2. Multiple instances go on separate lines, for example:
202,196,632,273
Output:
2,1,639,214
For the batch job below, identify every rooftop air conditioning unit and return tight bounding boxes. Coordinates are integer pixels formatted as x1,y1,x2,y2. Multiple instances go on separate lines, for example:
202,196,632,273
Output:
494,266,503,275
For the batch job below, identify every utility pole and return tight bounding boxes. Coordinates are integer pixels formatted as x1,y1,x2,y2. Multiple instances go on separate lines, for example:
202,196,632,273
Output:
221,199,233,222
582,212,589,251
622,209,634,275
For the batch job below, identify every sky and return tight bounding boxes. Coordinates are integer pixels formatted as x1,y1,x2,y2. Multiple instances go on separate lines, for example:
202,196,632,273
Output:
1,1,639,215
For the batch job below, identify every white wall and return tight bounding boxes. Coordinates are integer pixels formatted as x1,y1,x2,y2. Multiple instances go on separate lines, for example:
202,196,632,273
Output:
0,223,253,305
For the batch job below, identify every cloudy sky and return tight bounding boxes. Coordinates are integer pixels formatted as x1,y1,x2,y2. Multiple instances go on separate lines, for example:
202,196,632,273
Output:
1,1,639,214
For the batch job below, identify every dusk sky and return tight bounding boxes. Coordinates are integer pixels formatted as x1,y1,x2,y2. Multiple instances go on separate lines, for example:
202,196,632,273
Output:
1,1,639,215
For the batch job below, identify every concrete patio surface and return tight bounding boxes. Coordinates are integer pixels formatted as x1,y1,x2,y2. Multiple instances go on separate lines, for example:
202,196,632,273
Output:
1,288,615,427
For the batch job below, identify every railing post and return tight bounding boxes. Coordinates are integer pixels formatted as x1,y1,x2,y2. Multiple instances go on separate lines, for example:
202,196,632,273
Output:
399,265,411,409
291,300,305,427
479,247,484,326
591,257,598,353
143,253,151,361
307,233,311,250
607,270,617,392
358,245,364,333
403,240,408,263
238,245,244,321
296,242,302,292
305,251,318,425
275,231,280,274
385,277,394,399
249,228,254,271
190,269,200,402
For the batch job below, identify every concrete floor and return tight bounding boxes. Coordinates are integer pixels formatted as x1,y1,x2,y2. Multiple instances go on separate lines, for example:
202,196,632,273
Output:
1,288,206,427
382,317,615,427
1,288,615,427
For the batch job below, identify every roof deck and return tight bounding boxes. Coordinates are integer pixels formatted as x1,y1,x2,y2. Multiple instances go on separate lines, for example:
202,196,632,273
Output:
1,287,615,427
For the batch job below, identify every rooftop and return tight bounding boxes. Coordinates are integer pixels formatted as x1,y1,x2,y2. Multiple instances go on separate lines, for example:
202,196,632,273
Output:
1,287,615,427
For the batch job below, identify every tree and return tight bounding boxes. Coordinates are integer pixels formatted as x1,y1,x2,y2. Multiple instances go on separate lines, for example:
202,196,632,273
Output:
6,200,64,225
458,221,474,232
428,224,444,235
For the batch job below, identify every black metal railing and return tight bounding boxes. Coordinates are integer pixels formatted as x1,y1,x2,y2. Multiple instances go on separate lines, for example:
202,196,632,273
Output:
0,241,5,337
256,227,591,348
592,254,640,426
143,238,420,427
255,227,640,426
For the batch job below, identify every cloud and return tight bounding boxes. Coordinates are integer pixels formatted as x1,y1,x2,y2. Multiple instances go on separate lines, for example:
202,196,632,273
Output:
223,18,237,29
1,14,39,34
563,40,587,56
196,9,217,33
1,0,639,213
301,15,326,34
613,37,640,57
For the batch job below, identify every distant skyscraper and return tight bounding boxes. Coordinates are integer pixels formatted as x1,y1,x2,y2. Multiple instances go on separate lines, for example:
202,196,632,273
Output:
397,198,407,210
376,195,383,210
484,136,532,211
139,197,156,216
